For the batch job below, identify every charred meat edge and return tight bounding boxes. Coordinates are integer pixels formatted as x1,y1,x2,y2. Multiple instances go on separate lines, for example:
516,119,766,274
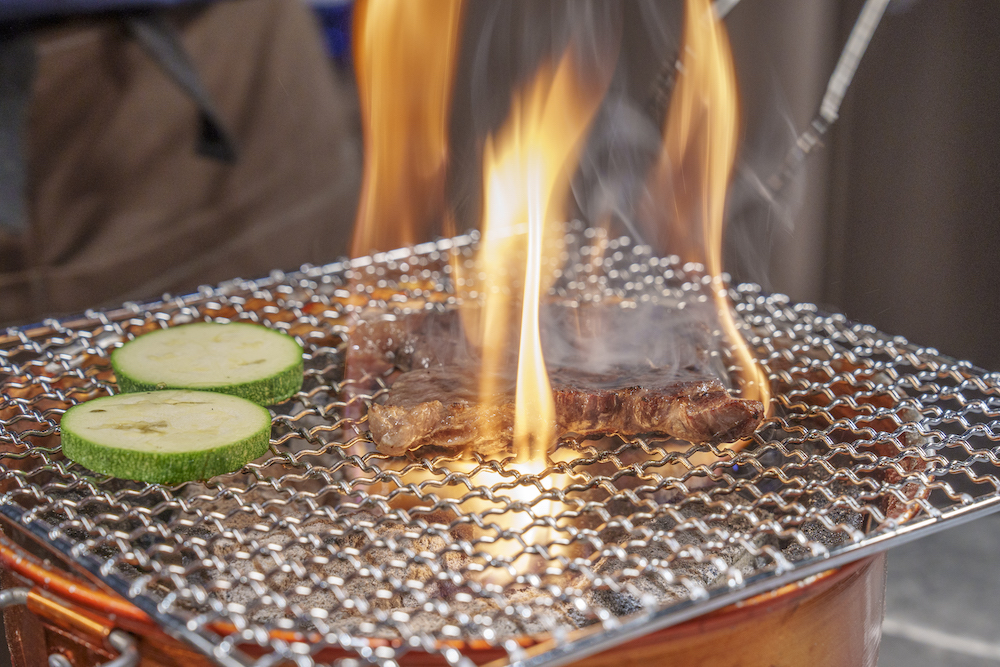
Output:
368,366,764,456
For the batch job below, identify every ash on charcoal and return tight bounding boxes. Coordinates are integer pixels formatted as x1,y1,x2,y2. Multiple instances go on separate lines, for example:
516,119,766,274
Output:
570,498,773,621
207,509,569,638
201,496,774,640
210,510,475,628
779,478,867,562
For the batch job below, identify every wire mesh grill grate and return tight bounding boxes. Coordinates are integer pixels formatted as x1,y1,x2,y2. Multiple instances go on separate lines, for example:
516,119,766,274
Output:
1,226,999,666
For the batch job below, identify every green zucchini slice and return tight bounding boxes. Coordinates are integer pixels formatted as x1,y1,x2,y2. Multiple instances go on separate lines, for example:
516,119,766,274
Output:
111,322,303,405
61,390,271,484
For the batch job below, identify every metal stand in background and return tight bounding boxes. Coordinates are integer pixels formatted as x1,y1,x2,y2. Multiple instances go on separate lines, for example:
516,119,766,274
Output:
763,0,891,196
651,0,892,199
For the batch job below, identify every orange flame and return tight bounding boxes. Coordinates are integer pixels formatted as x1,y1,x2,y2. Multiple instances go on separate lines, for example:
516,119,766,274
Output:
351,0,464,257
467,52,606,462
654,0,770,408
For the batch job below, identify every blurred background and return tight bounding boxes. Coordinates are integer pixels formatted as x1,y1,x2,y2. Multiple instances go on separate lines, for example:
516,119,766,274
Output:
733,0,1000,377
0,0,997,665
745,5,1000,660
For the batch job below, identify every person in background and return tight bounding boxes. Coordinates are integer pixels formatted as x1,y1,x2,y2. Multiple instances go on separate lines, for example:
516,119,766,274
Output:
0,0,360,327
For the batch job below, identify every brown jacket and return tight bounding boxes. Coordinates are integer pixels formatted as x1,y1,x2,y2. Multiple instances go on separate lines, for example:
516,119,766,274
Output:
0,0,360,326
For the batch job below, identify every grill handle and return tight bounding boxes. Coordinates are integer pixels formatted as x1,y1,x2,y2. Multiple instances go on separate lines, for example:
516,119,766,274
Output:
0,587,138,667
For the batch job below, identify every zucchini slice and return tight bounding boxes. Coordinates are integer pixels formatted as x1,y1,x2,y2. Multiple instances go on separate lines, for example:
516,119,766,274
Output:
61,390,271,484
112,322,303,405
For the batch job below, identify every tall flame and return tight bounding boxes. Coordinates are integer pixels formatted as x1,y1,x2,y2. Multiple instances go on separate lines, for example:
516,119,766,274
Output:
351,0,464,256
654,0,770,408
470,52,606,462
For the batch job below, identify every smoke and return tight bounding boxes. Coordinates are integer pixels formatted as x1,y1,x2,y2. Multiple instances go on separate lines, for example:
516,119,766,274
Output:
465,0,622,140
564,1,808,293
442,0,807,385
723,77,805,291
448,1,623,232
540,300,732,385
888,0,922,14
571,99,662,245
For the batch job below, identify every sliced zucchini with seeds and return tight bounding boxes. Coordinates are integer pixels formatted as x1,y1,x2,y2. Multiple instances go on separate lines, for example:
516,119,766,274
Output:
112,322,303,405
61,389,271,484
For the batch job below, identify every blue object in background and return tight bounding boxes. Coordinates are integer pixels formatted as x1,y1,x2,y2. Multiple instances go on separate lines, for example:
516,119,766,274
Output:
308,0,353,62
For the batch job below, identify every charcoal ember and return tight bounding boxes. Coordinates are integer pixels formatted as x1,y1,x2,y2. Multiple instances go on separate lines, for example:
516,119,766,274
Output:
368,364,764,456
207,504,770,637
768,349,933,523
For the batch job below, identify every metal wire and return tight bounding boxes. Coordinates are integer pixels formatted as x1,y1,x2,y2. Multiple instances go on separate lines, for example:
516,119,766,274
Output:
1,224,998,667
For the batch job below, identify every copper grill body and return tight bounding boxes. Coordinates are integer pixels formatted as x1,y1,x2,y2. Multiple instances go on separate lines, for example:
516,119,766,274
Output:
0,225,998,666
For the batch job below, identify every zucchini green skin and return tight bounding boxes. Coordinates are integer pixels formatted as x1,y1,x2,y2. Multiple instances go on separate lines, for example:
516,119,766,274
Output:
111,322,304,406
61,390,271,485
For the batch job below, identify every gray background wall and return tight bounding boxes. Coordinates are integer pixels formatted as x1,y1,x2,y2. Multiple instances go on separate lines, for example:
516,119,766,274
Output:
728,0,1000,372
726,4,1000,664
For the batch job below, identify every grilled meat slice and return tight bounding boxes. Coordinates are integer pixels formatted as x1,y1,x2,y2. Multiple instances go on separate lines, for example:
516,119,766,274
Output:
345,310,474,382
368,365,764,456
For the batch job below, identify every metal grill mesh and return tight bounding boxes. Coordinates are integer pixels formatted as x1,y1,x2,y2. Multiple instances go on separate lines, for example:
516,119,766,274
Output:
1,225,999,667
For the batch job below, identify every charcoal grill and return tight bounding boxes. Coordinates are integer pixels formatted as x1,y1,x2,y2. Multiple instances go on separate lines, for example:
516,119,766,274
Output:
1,222,998,667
